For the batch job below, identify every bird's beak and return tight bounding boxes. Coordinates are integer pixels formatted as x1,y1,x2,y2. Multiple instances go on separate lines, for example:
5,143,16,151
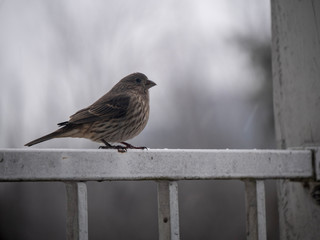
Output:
146,79,157,89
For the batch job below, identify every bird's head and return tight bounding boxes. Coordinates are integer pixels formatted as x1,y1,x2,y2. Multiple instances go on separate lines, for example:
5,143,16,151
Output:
114,72,156,94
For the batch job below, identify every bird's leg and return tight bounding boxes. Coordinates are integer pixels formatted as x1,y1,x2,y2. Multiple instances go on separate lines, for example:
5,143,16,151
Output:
99,140,113,149
99,140,127,152
121,142,147,149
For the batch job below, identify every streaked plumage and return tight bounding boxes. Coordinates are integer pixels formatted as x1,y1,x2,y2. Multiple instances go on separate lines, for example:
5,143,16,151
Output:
25,72,156,150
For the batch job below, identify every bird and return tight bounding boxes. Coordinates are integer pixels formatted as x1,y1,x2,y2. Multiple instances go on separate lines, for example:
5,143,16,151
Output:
25,72,156,151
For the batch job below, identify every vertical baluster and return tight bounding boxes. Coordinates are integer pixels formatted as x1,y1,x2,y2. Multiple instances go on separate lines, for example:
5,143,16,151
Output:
157,181,180,240
65,182,88,240
244,180,267,240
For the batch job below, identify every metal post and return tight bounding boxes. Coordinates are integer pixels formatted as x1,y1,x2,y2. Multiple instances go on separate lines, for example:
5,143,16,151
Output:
244,180,267,240
65,182,88,240
157,181,180,240
271,0,320,239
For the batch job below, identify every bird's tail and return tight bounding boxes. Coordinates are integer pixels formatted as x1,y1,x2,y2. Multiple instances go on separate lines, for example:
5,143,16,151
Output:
24,126,75,147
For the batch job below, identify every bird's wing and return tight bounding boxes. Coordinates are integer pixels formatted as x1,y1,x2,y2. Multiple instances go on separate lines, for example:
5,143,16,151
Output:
64,94,130,125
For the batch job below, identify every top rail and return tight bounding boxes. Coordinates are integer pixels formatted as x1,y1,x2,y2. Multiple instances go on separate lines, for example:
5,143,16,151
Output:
0,149,314,182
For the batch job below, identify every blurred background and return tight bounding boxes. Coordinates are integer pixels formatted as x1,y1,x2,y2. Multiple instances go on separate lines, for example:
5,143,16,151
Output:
0,0,276,239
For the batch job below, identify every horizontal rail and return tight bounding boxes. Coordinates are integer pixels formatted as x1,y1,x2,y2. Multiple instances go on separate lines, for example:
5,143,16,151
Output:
0,149,313,181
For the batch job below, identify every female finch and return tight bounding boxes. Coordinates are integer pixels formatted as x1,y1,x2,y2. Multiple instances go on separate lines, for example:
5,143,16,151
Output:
25,72,156,150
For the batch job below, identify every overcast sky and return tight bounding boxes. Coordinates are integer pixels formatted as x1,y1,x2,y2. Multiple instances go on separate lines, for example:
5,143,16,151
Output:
0,0,271,148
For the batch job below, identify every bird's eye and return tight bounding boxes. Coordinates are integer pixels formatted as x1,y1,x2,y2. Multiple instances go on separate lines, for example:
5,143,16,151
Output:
135,78,141,83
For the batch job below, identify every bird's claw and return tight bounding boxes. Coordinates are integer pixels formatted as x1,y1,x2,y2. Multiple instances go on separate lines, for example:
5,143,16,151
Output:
99,144,127,152
99,140,146,152
121,142,147,150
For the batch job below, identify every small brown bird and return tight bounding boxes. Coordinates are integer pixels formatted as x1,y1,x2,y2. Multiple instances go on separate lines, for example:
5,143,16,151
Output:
25,72,156,151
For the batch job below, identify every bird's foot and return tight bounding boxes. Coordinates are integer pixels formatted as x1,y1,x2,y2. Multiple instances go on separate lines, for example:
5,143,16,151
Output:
99,140,147,152
99,140,127,153
121,142,147,150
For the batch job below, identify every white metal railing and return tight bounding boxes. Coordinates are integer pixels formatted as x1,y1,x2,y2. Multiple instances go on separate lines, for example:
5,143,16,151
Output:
0,149,318,240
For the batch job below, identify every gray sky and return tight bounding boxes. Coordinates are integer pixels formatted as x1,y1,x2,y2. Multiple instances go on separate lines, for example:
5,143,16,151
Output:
0,0,271,148
0,2,277,240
